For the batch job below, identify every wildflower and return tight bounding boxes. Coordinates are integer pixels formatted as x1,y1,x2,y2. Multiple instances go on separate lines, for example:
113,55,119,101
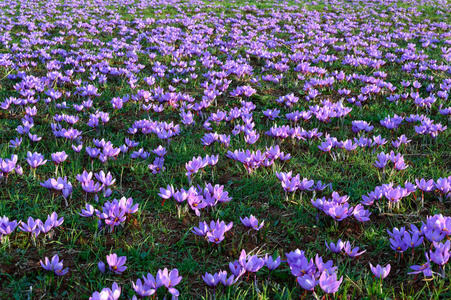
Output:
203,272,221,287
0,216,18,236
40,255,69,276
265,254,281,270
326,239,345,253
26,151,47,168
238,249,265,273
369,263,391,279
158,268,182,297
408,252,433,277
106,253,127,274
80,204,95,217
319,271,343,294
343,241,366,257
297,274,317,291
89,282,121,300
240,215,264,230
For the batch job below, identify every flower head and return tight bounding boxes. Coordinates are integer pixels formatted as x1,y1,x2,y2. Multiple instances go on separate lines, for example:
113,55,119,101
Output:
106,253,127,274
369,263,391,279
40,254,69,276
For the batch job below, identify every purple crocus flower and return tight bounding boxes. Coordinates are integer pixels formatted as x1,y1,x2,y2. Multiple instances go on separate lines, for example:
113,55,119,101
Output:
265,254,281,270
0,216,18,236
187,193,206,216
86,147,101,158
26,151,47,168
103,206,126,229
353,204,371,222
390,236,408,253
192,221,209,237
206,227,226,244
424,228,445,243
297,274,317,291
118,197,139,214
51,151,68,164
82,180,102,194
202,272,221,287
435,177,451,195
38,212,63,234
106,253,127,274
89,282,121,300
158,268,182,296
148,157,165,174
80,204,95,217
326,239,345,253
403,232,423,249
0,155,17,178
95,171,116,187
9,137,22,148
206,154,219,166
229,260,245,278
158,185,175,205
238,250,265,273
315,254,337,275
374,152,388,169
76,171,93,184
132,278,155,297
369,263,391,279
415,178,435,193
344,241,366,257
289,255,316,277
143,273,161,291
408,252,433,277
186,156,208,178
328,204,353,221
19,217,42,237
40,254,69,276
319,271,343,294
152,145,167,157
240,215,264,230
15,165,23,176
387,227,405,238
98,261,106,273
218,270,235,286
429,240,450,266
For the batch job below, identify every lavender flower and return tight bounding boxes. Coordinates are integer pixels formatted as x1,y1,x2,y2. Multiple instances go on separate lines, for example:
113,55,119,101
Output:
40,254,69,276
240,215,264,230
105,253,127,274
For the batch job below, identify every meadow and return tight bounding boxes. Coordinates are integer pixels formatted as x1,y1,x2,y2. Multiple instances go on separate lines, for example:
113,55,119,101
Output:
1,0,451,298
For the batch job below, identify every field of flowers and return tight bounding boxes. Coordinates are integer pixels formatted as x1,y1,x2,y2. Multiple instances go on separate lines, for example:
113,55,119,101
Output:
1,0,451,298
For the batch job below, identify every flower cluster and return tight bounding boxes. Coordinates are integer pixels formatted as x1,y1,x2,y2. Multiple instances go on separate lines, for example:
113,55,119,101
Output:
192,220,233,244
159,183,232,216
374,151,409,171
276,171,329,194
79,197,138,232
226,146,290,174
312,192,371,222
19,213,64,237
98,253,127,274
132,268,182,298
286,249,343,294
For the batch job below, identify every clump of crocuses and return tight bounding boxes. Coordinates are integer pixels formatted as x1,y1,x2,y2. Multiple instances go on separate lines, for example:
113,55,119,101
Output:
286,249,343,296
132,268,182,298
79,197,138,232
192,220,233,244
